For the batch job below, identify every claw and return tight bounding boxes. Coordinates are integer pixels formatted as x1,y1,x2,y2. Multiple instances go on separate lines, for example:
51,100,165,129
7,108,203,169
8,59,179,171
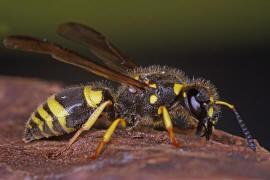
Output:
46,146,69,159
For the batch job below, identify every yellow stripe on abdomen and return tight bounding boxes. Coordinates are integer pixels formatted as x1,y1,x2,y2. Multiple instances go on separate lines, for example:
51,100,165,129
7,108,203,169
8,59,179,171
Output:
84,86,103,108
47,95,75,133
31,113,50,138
27,123,32,129
37,104,62,136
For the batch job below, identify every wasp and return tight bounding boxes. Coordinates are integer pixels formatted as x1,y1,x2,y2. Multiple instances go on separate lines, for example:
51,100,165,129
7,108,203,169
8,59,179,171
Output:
3,22,256,159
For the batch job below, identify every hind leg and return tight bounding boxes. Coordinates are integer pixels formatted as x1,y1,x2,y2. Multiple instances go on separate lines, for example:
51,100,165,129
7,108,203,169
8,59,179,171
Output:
47,100,112,158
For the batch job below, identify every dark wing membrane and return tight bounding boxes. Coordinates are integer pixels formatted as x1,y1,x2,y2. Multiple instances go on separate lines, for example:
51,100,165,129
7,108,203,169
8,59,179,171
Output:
3,36,146,89
57,22,137,74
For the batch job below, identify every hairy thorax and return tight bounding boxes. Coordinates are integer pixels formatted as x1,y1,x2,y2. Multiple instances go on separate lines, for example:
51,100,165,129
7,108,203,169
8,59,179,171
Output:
115,66,193,129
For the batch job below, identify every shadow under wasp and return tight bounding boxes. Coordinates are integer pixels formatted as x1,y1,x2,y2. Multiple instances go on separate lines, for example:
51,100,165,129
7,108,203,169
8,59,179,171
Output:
3,22,256,159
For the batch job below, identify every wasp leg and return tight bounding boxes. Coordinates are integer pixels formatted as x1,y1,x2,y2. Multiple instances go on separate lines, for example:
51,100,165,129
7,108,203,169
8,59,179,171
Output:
47,100,112,159
91,118,126,160
158,106,180,147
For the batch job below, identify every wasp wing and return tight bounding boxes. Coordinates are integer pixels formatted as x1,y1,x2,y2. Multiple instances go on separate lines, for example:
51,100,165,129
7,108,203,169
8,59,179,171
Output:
3,35,146,89
57,22,137,74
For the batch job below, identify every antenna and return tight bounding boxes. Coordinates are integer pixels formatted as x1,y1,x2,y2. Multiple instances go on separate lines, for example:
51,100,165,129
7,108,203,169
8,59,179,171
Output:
215,101,256,151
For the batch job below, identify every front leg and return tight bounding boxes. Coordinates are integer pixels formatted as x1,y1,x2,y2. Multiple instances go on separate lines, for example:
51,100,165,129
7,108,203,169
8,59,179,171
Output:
158,106,180,147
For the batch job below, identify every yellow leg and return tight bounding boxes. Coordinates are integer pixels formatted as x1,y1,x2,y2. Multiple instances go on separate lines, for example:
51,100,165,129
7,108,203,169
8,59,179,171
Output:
91,118,126,160
158,106,180,147
47,100,112,159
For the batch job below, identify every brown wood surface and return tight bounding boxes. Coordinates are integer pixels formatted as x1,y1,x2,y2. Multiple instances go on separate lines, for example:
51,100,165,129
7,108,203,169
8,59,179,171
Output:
0,76,269,180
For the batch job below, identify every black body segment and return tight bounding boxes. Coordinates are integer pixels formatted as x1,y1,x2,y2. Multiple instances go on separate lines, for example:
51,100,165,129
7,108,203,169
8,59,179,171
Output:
116,66,198,129
23,85,115,142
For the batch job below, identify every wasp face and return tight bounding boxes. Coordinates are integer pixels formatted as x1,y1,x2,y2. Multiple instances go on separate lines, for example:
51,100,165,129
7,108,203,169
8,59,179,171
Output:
183,86,219,139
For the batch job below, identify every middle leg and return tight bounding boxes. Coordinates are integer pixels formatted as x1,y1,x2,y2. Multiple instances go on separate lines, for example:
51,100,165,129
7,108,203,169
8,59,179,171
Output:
91,118,126,159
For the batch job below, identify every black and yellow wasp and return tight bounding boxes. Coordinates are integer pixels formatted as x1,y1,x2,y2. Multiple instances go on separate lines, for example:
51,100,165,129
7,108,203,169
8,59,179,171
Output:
3,22,256,159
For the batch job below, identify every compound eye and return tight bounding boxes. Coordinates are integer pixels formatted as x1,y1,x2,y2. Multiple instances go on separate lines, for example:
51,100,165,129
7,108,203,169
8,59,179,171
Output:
187,89,202,117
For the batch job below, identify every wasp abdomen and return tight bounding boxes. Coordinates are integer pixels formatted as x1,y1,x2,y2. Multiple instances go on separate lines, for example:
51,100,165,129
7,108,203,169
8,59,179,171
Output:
23,85,114,142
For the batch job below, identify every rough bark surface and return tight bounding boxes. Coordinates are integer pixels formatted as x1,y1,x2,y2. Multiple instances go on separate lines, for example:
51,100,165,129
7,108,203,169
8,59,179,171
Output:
0,76,269,180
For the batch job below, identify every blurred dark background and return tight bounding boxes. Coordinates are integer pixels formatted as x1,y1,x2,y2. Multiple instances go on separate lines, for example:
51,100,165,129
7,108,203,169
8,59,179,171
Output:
0,1,269,150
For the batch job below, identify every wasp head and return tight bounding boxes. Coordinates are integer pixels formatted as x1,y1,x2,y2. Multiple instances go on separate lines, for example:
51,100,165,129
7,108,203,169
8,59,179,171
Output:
179,80,256,151
182,84,219,140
